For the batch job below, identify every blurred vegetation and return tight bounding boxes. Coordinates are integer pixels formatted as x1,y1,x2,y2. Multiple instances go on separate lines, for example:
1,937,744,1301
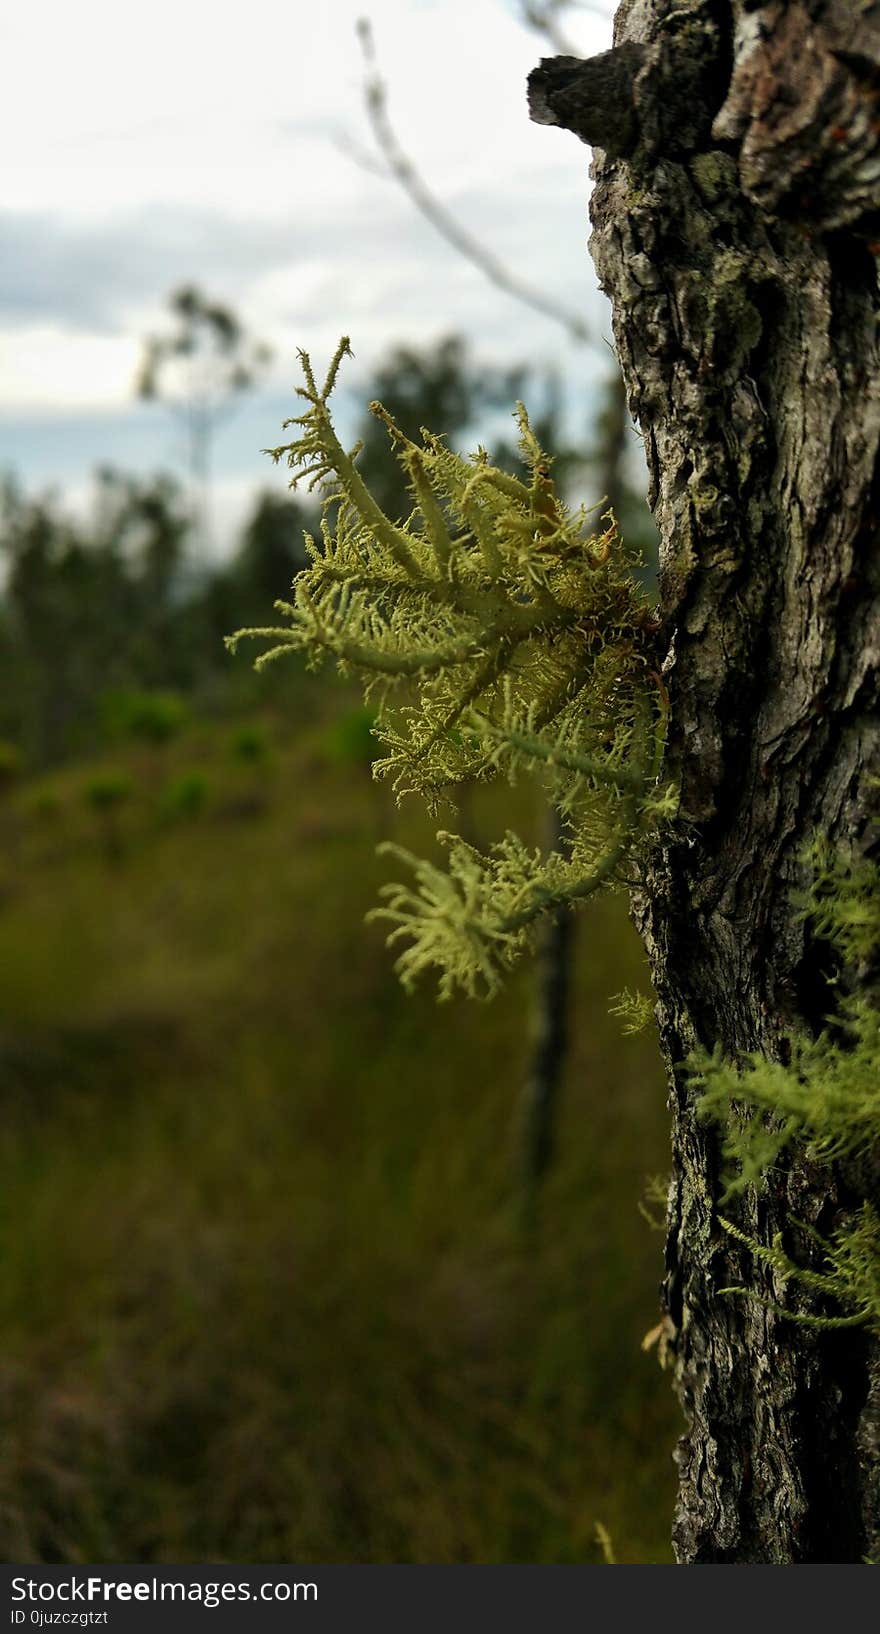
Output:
0,334,673,1563
136,285,273,555
0,713,677,1563
0,467,315,768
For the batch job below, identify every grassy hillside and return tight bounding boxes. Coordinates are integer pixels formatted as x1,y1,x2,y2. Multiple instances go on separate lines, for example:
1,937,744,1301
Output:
0,696,679,1562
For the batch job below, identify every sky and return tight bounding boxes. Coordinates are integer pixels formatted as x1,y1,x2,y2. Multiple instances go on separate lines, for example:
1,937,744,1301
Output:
1,0,617,557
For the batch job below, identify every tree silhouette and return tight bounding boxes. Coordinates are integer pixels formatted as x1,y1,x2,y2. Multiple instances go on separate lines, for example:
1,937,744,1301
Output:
136,285,272,552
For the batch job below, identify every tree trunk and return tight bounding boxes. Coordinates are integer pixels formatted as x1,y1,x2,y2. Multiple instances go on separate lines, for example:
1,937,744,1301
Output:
531,1,880,1562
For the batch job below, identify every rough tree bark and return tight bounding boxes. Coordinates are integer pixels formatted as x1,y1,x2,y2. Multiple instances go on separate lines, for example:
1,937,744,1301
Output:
530,1,880,1562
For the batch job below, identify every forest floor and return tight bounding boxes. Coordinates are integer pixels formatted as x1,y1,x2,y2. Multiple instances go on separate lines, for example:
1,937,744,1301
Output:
0,690,679,1563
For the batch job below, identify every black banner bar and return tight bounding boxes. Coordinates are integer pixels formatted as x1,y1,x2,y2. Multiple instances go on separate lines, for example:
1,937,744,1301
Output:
1,1563,876,1631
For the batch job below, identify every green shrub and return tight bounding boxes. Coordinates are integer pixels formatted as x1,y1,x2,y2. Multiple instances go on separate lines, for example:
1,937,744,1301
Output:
161,770,210,820
104,689,188,746
82,771,134,813
229,724,269,764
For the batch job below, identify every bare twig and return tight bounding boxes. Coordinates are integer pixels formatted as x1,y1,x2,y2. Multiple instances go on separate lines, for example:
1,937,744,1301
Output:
355,17,590,346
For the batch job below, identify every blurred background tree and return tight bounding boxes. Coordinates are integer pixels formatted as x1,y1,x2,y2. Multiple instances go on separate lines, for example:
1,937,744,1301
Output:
136,285,273,553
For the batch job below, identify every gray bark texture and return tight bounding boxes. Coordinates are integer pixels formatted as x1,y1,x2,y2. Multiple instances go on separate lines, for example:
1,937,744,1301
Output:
531,0,880,1562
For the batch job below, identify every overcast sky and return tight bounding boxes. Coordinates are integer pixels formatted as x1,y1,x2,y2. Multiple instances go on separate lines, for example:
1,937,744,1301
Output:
2,0,617,554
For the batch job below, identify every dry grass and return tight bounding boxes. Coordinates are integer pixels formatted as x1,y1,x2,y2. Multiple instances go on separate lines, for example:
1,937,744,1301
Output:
0,701,679,1562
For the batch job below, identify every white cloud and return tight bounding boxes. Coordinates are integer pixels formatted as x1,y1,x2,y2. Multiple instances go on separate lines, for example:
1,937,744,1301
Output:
0,324,142,411
3,0,617,527
3,1,612,213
